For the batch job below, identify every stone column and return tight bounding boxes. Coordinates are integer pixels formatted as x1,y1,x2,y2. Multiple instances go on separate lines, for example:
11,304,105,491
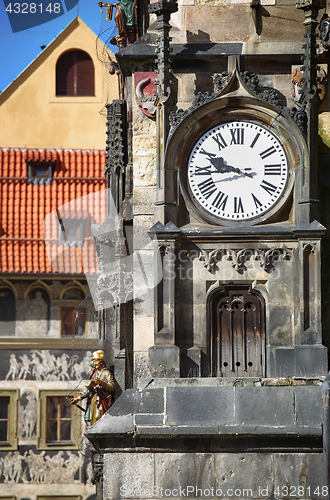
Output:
148,221,180,377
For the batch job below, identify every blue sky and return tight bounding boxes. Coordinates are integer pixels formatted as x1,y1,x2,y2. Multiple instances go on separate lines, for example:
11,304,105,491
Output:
0,0,117,92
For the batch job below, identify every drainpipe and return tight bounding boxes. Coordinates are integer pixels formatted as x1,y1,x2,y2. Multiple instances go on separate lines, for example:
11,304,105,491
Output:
321,371,330,500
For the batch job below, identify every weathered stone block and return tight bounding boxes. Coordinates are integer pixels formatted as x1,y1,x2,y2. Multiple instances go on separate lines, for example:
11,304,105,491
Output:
294,386,322,427
149,345,180,378
235,387,295,426
274,453,323,494
109,388,164,416
166,386,234,425
215,453,274,496
275,347,295,377
268,304,293,346
134,316,154,352
295,345,328,377
135,413,164,425
181,347,202,377
155,453,215,491
186,6,254,43
133,215,154,249
134,351,150,381
133,187,157,215
103,452,155,500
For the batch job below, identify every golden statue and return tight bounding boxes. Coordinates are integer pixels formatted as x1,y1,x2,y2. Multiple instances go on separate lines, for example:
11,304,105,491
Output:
70,350,115,427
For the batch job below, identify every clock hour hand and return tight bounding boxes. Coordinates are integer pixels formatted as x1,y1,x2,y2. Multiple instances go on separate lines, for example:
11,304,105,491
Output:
209,157,253,178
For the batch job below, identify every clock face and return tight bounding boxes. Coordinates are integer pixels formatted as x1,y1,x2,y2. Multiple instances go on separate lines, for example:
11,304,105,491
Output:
187,120,289,221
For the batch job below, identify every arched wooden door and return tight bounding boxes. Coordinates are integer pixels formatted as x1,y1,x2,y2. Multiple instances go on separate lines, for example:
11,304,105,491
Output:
211,286,265,377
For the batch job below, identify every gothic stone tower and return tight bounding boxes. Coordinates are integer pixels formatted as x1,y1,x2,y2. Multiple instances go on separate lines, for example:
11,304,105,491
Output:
87,0,330,497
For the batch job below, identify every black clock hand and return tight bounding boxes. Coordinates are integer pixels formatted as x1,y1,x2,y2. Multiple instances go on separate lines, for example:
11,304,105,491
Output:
209,157,254,178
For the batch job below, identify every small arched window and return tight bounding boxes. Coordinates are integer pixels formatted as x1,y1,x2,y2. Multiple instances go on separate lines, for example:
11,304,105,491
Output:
56,49,95,96
0,288,15,336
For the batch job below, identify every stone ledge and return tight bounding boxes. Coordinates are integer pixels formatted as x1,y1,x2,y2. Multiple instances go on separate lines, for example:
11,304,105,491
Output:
134,424,321,437
85,385,322,448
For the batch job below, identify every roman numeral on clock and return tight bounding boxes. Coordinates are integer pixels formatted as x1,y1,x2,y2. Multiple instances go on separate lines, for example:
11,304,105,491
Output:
213,190,228,211
252,193,263,209
194,165,212,176
260,179,277,195
250,133,260,149
198,178,217,200
234,197,244,213
264,165,281,175
260,146,276,160
212,133,227,150
230,128,244,145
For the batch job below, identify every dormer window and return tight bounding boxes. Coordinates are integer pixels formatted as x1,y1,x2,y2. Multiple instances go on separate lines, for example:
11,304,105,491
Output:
56,49,95,96
27,161,55,184
58,219,86,246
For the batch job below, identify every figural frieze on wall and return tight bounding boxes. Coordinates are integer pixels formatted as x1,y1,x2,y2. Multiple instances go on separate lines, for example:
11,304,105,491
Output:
4,350,92,381
0,450,87,484
186,247,293,274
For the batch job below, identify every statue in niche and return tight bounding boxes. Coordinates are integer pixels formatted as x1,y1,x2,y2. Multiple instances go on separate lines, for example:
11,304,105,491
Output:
25,289,49,336
70,350,115,427
98,0,137,48
20,391,37,438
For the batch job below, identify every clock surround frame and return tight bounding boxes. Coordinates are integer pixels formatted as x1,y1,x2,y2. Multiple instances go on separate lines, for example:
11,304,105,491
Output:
166,94,306,227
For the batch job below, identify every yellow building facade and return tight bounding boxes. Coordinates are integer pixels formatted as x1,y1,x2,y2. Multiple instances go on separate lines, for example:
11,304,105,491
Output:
0,17,118,150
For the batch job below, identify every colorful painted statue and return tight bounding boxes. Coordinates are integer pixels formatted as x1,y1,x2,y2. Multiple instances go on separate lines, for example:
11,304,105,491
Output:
70,350,115,427
98,0,137,47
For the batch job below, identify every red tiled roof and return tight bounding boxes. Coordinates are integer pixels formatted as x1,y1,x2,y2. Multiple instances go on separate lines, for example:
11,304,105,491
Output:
0,148,107,274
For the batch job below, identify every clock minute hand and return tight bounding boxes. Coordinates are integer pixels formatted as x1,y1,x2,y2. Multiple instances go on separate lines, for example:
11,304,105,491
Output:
209,158,254,178
209,157,240,174
228,166,253,178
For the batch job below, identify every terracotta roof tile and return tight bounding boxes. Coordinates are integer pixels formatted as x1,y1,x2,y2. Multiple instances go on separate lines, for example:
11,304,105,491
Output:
0,148,106,275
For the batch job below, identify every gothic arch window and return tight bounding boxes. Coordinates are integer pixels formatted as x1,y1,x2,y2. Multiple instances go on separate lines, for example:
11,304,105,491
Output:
56,49,95,96
26,288,51,335
61,287,85,337
209,285,266,378
0,288,16,336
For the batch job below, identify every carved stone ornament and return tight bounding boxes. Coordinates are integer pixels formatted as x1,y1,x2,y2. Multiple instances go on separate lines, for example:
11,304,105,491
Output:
240,71,307,133
296,0,326,10
169,70,307,135
105,100,127,176
0,449,84,484
91,452,104,486
319,13,330,49
186,247,293,274
303,242,317,253
5,350,91,381
134,72,158,118
94,271,133,308
168,72,230,134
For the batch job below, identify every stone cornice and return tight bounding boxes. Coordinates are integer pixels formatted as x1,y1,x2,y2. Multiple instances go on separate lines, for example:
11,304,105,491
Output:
0,338,95,350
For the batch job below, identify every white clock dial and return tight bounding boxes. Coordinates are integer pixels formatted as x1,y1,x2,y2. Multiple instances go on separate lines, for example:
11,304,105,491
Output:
187,120,289,221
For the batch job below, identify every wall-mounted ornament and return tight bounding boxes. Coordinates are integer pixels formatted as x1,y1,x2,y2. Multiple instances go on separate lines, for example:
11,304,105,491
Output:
319,13,330,49
292,67,327,102
134,72,158,118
